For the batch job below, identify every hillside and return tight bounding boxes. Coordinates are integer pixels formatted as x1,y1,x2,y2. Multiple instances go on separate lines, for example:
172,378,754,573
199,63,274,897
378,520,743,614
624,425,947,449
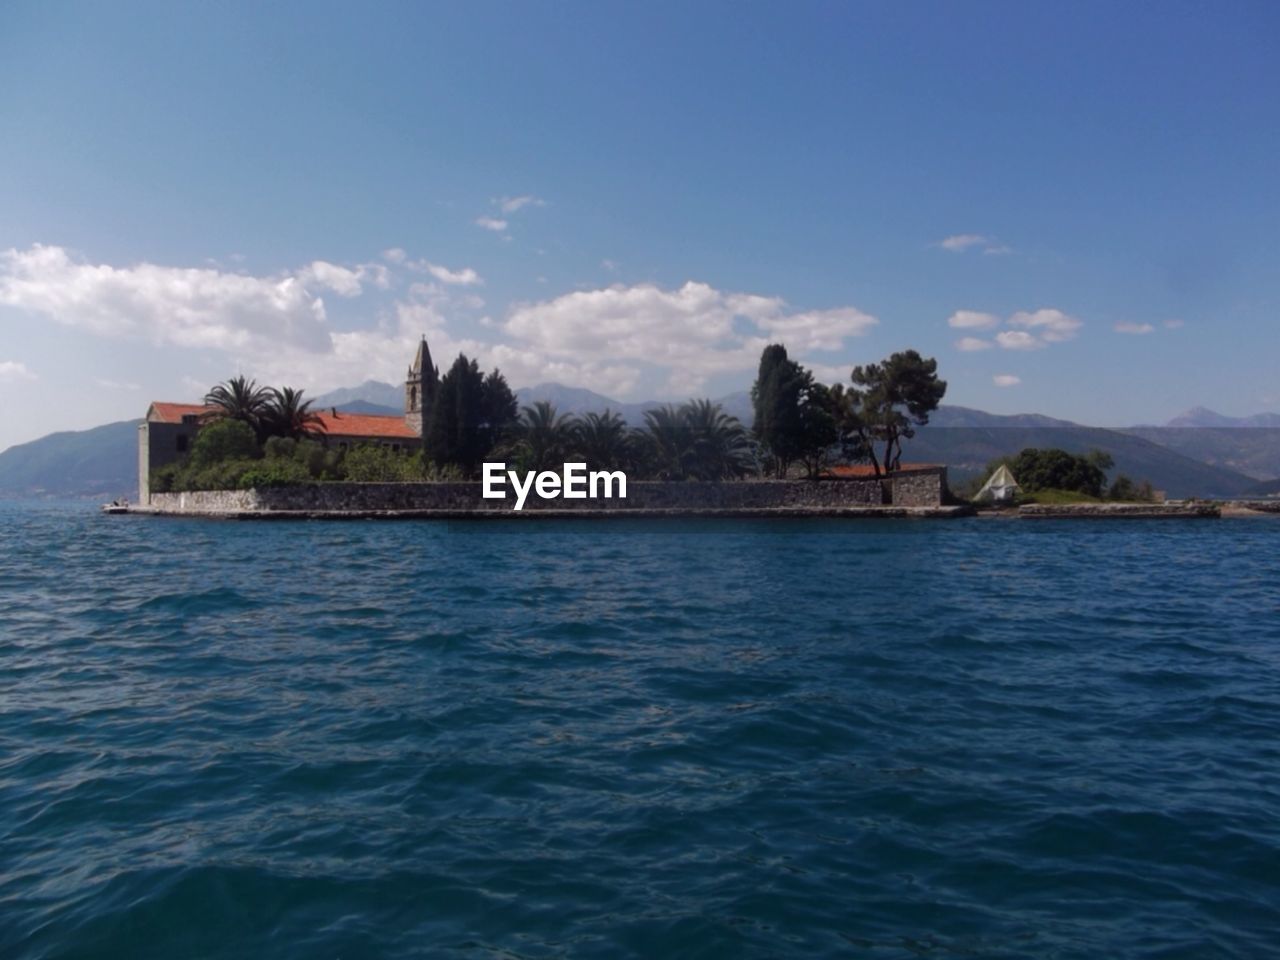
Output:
1163,407,1280,428
0,419,140,499
903,408,1260,499
1121,427,1280,481
312,380,404,410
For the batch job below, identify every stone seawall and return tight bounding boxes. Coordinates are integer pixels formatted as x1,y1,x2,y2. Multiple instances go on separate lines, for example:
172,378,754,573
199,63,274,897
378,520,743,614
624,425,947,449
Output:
1019,503,1221,519
144,471,953,518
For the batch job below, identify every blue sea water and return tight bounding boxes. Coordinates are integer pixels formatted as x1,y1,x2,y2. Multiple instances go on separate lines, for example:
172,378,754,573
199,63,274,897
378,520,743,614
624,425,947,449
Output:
1,502,1278,959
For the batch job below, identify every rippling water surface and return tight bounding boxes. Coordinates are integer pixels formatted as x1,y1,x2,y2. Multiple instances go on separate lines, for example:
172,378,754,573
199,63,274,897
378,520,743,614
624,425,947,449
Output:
2,502,1278,958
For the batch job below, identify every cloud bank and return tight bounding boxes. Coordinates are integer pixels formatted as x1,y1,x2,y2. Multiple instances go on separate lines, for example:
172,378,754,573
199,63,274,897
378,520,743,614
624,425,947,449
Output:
0,245,879,401
950,306,1083,352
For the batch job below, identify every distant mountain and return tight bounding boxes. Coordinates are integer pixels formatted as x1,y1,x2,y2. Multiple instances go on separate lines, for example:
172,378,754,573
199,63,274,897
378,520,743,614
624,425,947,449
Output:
901,407,1261,499
315,400,399,416
312,380,404,411
0,419,140,499
1245,477,1280,497
514,383,753,426
1122,426,1280,481
515,383,651,421
928,407,1079,430
1164,407,1280,428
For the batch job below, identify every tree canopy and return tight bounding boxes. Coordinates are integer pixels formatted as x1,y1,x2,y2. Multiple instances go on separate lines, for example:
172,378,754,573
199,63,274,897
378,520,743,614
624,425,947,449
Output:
204,377,324,444
750,344,841,478
843,350,947,475
1005,448,1108,498
425,355,519,476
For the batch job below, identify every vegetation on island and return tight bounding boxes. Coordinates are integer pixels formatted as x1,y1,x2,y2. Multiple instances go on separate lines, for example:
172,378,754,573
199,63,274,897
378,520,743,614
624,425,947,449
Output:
967,447,1158,504
751,344,946,478
157,343,951,491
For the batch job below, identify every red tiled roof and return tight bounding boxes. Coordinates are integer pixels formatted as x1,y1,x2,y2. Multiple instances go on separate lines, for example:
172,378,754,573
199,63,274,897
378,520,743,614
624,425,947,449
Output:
145,402,418,440
147,402,215,423
824,463,942,478
313,410,418,440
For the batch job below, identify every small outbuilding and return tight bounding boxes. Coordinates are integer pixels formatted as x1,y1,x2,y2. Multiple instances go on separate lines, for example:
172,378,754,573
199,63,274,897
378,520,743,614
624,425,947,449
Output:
975,464,1020,504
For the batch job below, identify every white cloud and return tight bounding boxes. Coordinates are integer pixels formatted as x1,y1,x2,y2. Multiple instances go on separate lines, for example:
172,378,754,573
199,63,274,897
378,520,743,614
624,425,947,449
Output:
806,361,853,385
497,195,546,214
947,310,999,329
601,259,619,273
475,217,509,233
940,234,988,252
1115,321,1155,335
1164,318,1186,329
503,281,877,397
996,330,1043,351
94,377,141,391
0,360,36,382
993,374,1022,387
0,244,333,353
382,248,407,264
938,233,1013,255
1008,308,1082,343
423,262,482,286
298,260,364,297
952,306,1083,351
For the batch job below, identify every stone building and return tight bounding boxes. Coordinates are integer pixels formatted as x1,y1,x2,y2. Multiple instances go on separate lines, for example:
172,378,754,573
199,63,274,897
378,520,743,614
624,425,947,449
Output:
138,339,434,503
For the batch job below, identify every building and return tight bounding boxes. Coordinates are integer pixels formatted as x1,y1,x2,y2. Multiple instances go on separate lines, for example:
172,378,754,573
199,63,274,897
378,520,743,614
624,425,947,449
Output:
138,338,434,503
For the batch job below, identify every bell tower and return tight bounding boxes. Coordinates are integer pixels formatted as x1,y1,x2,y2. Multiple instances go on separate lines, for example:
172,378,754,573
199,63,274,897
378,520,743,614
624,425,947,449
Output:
405,336,438,437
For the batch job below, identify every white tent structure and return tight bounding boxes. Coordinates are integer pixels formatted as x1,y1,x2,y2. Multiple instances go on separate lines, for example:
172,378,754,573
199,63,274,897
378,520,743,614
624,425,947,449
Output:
975,464,1020,504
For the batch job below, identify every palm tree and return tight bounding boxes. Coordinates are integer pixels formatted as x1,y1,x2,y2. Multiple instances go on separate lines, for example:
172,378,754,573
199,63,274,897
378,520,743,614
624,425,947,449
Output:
203,376,271,434
682,399,755,480
573,410,633,471
640,405,695,480
262,386,325,441
511,401,576,473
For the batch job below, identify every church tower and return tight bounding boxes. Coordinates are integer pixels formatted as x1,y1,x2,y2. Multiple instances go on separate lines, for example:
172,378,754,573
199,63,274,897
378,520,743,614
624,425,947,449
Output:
405,336,438,437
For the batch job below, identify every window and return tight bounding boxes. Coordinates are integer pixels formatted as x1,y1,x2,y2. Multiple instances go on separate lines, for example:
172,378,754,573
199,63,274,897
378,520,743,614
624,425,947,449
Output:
181,414,197,425
176,435,189,453
409,385,417,411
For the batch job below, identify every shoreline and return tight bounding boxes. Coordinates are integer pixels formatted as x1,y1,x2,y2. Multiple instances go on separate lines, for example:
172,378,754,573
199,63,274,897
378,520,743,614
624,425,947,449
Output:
114,504,975,521
107,501,1280,521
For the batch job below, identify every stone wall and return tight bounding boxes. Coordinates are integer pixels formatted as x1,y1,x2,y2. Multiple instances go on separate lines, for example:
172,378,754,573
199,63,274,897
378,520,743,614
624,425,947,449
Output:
889,467,947,507
151,490,260,513
145,468,949,516
148,477,901,514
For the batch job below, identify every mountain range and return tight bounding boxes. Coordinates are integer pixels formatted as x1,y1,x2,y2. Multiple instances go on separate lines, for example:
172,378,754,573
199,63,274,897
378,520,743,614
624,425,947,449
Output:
2,380,1277,500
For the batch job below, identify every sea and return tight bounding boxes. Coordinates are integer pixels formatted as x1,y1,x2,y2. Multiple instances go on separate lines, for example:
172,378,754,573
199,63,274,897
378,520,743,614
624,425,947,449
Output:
1,501,1277,959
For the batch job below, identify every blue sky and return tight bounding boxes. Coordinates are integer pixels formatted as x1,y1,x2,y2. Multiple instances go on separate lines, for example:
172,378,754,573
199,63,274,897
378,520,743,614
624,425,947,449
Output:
1,1,1277,451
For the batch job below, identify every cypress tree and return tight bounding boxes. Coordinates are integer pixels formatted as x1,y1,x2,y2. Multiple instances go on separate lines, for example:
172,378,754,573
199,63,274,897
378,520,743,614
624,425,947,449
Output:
425,356,519,476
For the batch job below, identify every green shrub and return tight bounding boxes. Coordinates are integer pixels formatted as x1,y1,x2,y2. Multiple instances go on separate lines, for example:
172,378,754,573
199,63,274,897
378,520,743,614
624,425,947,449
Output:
191,418,260,467
150,463,179,493
1006,448,1107,499
296,438,343,480
340,443,419,482
237,459,313,489
263,436,297,460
